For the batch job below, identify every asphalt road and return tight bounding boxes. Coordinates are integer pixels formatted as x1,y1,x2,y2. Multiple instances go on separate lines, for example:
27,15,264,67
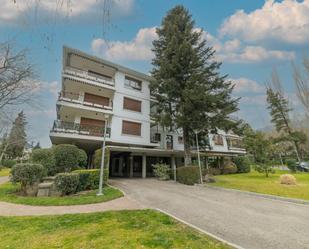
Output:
111,178,309,249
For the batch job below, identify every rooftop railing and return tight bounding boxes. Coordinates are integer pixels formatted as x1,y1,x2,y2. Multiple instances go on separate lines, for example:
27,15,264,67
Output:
63,67,115,87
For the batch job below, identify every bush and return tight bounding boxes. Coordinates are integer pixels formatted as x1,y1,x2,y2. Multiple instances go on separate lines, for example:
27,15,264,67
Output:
31,148,56,176
11,163,46,195
73,169,109,191
77,149,87,168
233,156,251,173
205,167,221,176
255,164,275,177
1,159,16,168
177,166,201,185
286,159,297,172
222,164,238,174
93,148,110,168
53,144,86,173
152,163,170,180
55,173,79,195
280,174,297,185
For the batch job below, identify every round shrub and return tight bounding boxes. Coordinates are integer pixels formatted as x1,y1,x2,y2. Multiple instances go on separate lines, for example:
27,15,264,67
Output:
31,148,56,176
208,167,221,176
280,174,297,185
77,149,87,168
222,164,238,174
152,163,170,180
73,169,108,191
11,163,46,195
176,166,201,185
55,173,79,195
233,156,251,173
286,159,297,172
1,159,16,168
53,144,84,173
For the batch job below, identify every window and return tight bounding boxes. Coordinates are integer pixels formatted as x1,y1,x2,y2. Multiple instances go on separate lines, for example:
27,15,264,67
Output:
213,135,224,146
123,97,142,112
178,136,184,144
125,76,142,91
122,120,141,136
155,133,161,142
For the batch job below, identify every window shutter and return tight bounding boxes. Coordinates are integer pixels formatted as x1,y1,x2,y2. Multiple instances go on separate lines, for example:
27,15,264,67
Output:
123,97,142,112
122,120,141,136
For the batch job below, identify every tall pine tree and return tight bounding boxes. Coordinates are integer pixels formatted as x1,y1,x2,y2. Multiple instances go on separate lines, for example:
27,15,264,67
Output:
151,6,239,165
266,87,303,161
6,111,27,159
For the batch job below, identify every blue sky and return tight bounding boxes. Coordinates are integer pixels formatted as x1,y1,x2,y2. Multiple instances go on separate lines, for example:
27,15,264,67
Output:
1,0,309,147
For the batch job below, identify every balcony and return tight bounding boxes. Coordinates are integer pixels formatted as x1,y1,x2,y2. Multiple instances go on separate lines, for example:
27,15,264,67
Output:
63,67,115,88
58,91,113,112
226,137,246,151
51,120,111,138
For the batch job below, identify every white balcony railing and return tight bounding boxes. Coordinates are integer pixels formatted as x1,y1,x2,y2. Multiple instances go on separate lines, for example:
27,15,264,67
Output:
58,91,113,111
63,67,115,87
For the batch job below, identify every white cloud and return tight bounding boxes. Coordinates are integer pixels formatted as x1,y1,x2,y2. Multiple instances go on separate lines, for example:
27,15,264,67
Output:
0,0,135,23
219,45,295,63
241,94,267,106
220,0,309,45
92,27,157,61
231,78,264,94
32,80,59,97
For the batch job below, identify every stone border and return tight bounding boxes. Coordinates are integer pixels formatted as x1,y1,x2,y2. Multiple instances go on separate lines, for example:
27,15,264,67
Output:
204,185,309,205
156,208,245,249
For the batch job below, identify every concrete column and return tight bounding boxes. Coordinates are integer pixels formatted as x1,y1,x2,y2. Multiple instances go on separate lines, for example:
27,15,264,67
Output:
171,156,176,181
118,157,123,176
142,154,147,178
129,156,134,178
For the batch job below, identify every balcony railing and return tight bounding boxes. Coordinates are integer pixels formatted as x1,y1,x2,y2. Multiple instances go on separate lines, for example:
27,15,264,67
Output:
58,91,113,111
63,67,114,87
51,120,111,138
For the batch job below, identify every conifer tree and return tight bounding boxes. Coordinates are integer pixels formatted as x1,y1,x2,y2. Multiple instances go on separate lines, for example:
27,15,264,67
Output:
6,111,27,159
151,5,239,165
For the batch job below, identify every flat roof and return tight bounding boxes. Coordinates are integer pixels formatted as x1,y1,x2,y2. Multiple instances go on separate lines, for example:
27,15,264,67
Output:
63,46,153,82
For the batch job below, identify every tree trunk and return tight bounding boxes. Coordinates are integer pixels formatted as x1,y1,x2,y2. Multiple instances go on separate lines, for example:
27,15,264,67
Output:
0,143,9,163
183,127,192,166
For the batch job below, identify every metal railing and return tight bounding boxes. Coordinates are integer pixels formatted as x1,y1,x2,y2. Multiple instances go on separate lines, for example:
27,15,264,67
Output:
63,67,115,87
58,91,113,111
51,120,111,138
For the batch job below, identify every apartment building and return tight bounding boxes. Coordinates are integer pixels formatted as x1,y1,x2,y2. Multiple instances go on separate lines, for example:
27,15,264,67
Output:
50,47,245,178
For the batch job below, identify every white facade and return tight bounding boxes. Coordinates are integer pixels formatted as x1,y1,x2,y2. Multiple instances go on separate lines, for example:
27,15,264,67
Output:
49,46,245,159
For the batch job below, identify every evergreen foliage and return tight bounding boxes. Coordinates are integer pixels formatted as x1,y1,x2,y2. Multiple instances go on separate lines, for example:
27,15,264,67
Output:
151,6,239,165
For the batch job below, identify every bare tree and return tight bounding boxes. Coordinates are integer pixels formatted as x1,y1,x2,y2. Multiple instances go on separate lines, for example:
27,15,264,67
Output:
0,42,39,111
293,56,309,116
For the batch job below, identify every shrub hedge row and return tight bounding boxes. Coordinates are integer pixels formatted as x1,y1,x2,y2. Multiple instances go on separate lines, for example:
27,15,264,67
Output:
176,166,201,185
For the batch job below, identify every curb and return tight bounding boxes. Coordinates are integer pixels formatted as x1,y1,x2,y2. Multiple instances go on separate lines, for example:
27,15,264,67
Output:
156,208,245,249
204,185,309,205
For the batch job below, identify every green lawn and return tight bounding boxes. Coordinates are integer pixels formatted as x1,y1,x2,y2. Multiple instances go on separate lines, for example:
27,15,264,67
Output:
0,168,10,177
0,210,230,249
210,170,309,200
0,182,123,206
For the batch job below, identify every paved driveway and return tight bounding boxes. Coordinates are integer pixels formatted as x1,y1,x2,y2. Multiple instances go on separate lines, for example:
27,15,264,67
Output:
110,178,309,249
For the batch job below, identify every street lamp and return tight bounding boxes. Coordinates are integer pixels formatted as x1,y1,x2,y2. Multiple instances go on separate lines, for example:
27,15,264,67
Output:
97,115,109,196
195,130,203,185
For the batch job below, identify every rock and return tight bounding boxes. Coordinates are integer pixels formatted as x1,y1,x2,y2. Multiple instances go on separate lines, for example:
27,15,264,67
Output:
204,174,216,183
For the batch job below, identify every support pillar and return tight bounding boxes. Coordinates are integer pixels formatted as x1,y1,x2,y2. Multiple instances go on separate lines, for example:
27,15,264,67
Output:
129,156,134,178
142,154,146,178
118,157,123,176
171,156,176,181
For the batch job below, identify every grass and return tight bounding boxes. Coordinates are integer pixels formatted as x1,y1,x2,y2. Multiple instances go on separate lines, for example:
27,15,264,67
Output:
0,182,123,206
0,210,230,249
210,170,309,200
0,167,10,177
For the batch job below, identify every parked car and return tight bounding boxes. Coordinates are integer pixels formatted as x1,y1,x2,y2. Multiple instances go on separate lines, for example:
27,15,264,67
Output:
296,161,309,172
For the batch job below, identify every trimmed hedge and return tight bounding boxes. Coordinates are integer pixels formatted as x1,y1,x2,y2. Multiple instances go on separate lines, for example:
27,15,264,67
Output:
152,163,170,180
31,148,56,176
176,166,201,185
1,159,16,168
222,164,238,174
73,169,109,192
55,173,79,196
77,149,87,168
53,144,87,173
233,156,251,173
11,163,46,195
